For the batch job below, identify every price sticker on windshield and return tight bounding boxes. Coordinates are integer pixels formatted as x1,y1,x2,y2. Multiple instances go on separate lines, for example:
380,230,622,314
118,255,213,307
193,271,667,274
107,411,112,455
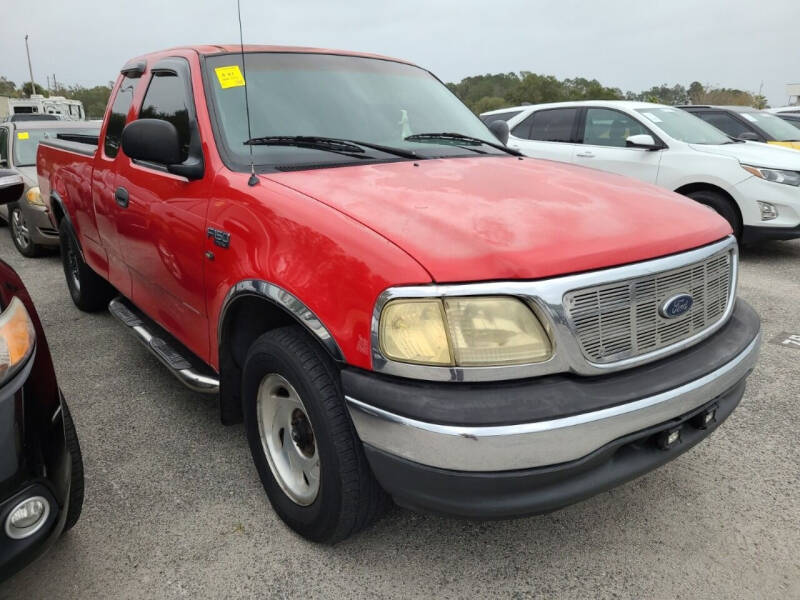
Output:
17,131,29,140
215,66,245,89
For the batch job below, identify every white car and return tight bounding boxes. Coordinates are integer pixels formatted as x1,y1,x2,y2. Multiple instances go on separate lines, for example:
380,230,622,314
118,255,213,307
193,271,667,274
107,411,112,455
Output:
482,101,800,243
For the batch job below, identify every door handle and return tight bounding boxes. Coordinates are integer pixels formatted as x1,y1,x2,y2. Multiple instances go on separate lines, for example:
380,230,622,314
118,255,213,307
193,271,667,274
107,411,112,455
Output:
115,187,129,208
575,151,595,158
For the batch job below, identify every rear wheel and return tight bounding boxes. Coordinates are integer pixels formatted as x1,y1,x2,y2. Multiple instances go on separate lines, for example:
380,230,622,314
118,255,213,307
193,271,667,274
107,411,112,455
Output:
242,326,388,543
61,400,85,532
59,219,114,312
9,205,45,257
685,189,742,239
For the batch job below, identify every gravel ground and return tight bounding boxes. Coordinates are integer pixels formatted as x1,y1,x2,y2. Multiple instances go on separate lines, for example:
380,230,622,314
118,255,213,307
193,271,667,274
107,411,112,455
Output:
0,230,798,600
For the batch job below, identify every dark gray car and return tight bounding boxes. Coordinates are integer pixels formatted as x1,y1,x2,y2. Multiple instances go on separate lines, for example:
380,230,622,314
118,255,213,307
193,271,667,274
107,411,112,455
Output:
0,121,100,257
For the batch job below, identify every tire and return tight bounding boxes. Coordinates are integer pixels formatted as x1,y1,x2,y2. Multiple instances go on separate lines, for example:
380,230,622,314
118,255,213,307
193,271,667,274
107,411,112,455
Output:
242,326,387,543
9,204,46,258
685,189,742,239
58,219,114,312
61,399,85,532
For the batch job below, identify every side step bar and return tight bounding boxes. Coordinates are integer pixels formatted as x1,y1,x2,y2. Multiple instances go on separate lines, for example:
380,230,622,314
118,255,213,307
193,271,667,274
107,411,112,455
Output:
108,297,219,395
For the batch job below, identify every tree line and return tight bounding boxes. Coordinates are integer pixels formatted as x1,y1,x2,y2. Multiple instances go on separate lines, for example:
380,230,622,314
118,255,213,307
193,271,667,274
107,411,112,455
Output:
446,73,768,113
1,76,113,119
2,71,769,120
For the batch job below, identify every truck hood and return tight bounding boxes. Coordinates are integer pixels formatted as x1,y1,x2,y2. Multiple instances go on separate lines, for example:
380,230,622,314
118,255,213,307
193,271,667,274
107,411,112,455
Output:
689,140,800,169
18,166,37,187
267,156,731,282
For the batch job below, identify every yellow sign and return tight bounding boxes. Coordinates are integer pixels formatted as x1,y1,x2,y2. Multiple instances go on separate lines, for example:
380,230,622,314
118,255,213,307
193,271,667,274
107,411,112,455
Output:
215,66,245,89
17,131,29,140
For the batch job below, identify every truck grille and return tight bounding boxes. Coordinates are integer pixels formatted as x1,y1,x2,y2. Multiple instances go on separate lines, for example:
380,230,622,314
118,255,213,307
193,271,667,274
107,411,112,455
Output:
564,248,734,364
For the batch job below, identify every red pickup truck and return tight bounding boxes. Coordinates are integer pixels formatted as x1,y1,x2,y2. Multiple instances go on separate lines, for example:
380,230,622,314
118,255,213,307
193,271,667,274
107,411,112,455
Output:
37,45,761,543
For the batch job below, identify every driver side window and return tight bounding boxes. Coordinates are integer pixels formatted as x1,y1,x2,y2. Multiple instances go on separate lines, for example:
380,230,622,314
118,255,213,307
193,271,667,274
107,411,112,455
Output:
583,108,649,147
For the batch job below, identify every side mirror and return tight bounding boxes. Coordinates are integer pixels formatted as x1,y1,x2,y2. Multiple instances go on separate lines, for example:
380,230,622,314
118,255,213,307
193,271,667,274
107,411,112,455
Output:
487,120,510,146
0,169,24,206
736,131,760,142
122,119,183,166
626,134,662,150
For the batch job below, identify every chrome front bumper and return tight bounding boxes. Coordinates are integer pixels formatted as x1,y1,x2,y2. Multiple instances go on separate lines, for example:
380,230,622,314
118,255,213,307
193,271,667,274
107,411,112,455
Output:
346,332,760,472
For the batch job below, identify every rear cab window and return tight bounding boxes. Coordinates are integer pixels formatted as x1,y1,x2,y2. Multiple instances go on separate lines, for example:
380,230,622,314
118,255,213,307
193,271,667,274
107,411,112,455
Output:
512,108,579,142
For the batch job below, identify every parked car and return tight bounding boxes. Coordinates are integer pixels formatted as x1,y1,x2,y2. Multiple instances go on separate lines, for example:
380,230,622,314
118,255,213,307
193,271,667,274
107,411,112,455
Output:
775,112,800,130
0,170,84,581
4,115,61,123
482,101,800,243
679,105,800,150
39,46,760,543
0,120,101,257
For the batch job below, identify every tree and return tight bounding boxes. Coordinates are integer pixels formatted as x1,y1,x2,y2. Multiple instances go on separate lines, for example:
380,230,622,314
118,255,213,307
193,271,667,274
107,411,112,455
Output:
688,81,705,105
20,81,47,97
0,77,17,97
473,96,508,114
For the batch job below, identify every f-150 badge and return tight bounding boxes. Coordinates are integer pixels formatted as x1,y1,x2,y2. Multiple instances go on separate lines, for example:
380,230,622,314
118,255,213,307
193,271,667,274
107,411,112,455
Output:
207,227,231,249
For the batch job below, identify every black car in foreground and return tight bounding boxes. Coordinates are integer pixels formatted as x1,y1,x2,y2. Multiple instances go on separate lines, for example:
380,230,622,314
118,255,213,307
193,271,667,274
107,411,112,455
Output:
0,170,84,582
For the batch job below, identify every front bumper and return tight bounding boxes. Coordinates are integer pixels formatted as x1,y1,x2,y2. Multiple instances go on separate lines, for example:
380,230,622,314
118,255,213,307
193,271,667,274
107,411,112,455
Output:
343,300,760,517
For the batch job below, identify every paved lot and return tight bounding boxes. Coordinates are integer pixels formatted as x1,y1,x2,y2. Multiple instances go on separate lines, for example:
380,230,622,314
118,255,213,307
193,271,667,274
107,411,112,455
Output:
1,229,798,600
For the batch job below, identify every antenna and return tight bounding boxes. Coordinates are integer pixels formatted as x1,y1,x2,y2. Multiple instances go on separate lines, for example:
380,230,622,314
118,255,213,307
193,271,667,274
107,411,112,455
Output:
238,0,258,186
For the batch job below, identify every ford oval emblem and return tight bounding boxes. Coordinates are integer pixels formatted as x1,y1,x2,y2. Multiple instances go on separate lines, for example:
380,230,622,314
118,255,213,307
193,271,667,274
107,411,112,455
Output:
660,294,694,319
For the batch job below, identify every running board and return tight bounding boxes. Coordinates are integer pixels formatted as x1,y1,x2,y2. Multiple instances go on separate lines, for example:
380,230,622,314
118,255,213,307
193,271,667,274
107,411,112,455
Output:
108,297,219,395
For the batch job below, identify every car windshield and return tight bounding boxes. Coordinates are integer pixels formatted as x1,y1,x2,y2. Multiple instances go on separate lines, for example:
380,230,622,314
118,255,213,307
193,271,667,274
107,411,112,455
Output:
205,52,504,169
743,111,800,141
13,127,98,166
636,107,732,145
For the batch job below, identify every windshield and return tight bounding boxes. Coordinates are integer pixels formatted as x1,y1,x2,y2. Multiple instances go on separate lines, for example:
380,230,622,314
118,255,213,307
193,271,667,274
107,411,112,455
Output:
205,53,503,169
13,127,98,166
635,107,731,145
743,111,800,141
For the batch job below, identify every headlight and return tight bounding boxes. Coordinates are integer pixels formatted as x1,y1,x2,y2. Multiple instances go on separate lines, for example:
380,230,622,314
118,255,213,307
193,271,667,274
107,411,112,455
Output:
379,296,552,367
25,186,45,206
741,165,800,186
0,297,36,385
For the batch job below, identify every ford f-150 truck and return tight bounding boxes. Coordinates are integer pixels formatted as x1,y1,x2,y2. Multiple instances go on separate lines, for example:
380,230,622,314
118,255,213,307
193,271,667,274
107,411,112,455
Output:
37,45,761,543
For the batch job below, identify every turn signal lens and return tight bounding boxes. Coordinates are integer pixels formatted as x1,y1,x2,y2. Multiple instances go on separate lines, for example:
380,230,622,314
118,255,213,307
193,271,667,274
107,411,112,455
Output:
25,186,44,206
0,297,36,385
379,299,452,365
443,297,552,366
378,296,553,367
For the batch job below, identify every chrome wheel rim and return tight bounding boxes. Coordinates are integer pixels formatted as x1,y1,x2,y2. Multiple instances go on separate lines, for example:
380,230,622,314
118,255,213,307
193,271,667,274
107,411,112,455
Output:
256,374,320,506
11,208,30,249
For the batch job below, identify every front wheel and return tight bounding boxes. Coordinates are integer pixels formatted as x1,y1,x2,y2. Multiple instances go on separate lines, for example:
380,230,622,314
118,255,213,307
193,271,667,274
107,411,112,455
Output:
242,326,387,543
61,399,85,532
9,205,45,258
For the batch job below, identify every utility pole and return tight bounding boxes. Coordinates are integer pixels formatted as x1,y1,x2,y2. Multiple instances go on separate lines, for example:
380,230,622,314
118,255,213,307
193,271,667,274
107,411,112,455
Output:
46,74,50,92
53,73,58,94
24,34,36,97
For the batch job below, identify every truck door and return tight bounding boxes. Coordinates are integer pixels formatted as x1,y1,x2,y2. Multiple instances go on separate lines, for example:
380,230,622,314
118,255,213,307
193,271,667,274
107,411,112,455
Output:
572,107,662,184
113,57,210,361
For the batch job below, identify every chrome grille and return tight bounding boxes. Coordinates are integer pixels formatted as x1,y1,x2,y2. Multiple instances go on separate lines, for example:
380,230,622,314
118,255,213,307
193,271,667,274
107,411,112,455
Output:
564,249,733,363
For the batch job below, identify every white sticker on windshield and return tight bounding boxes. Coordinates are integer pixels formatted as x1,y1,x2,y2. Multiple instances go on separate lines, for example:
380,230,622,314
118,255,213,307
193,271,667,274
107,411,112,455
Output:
742,113,757,122
661,108,676,113
642,112,663,123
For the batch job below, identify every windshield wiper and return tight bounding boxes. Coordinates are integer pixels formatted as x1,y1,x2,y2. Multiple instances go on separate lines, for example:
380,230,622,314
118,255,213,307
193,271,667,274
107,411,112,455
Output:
245,136,418,159
405,132,521,156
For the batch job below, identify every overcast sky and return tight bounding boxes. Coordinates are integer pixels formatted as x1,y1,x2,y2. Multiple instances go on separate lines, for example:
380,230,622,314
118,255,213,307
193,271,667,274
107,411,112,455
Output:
1,0,797,106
